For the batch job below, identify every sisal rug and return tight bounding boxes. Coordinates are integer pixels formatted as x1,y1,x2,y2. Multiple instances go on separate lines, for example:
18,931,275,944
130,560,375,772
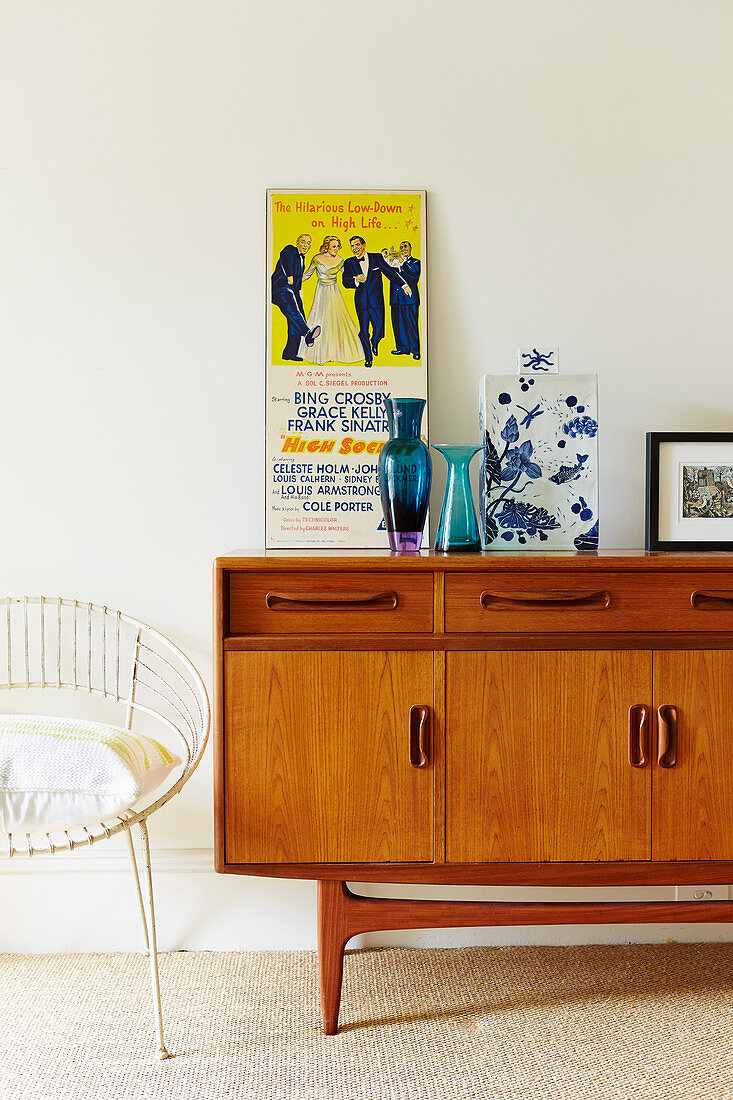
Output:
0,945,732,1099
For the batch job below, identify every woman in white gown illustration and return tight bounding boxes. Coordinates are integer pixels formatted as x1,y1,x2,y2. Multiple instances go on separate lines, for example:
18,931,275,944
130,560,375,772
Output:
299,236,363,364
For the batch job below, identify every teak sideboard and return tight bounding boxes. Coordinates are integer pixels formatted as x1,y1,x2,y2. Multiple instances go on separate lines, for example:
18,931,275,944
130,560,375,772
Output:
214,550,733,1033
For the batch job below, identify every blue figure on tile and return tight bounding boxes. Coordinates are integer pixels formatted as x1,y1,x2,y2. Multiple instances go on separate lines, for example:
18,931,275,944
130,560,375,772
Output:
517,347,559,373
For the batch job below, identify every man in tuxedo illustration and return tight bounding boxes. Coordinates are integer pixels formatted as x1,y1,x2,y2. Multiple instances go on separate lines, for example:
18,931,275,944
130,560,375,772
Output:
342,236,411,367
271,233,320,362
386,241,421,360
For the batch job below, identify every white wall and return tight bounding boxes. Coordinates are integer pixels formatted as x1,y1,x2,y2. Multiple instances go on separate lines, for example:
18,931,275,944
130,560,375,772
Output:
3,0,733,951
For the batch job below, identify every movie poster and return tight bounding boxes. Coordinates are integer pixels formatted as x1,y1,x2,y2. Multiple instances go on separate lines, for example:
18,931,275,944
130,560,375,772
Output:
265,189,428,548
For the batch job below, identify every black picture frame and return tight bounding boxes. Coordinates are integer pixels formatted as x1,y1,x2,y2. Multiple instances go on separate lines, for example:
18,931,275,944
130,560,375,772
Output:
645,431,733,551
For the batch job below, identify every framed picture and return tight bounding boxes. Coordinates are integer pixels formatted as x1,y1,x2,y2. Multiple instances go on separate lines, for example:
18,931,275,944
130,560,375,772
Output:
645,432,733,550
265,188,428,549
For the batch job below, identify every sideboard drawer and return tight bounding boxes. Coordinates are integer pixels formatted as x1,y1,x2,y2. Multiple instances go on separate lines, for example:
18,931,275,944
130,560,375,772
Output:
229,571,433,634
444,572,733,633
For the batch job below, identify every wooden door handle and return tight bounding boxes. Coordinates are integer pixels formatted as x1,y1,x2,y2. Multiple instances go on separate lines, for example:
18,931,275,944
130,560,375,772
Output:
265,590,398,611
690,590,733,610
479,590,611,610
628,704,650,768
657,704,679,768
409,705,430,768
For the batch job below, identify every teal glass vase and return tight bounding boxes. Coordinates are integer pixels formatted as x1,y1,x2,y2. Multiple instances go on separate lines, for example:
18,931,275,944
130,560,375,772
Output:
432,444,482,552
378,398,431,552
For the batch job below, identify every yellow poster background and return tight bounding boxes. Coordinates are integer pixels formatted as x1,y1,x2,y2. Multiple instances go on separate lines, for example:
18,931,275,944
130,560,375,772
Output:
267,190,425,369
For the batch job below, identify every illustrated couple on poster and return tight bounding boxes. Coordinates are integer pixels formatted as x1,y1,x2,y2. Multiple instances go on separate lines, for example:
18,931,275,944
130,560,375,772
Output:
271,233,421,367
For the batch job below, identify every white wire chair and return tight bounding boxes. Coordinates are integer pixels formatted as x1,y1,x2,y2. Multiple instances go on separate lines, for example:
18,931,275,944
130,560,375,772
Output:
0,596,210,1059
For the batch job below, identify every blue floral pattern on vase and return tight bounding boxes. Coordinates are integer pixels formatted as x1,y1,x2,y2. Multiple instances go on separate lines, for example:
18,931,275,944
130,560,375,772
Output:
484,424,563,545
563,415,598,439
480,373,599,550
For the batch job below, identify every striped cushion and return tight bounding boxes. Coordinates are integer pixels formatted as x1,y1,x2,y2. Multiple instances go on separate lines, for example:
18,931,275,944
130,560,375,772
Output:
0,715,182,833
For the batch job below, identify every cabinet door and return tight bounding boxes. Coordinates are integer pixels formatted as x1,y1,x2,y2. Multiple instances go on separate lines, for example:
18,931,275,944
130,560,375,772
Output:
224,651,434,864
653,651,733,861
446,651,652,863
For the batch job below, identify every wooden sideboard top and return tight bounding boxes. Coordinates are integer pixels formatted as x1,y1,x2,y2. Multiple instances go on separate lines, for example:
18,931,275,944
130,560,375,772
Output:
216,549,733,572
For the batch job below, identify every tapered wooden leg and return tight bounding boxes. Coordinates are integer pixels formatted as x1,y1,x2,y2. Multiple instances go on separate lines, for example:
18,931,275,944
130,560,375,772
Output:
317,880,350,1035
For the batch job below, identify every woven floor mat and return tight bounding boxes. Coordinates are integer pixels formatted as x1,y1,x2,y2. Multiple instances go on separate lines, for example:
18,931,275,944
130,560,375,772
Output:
0,945,732,1099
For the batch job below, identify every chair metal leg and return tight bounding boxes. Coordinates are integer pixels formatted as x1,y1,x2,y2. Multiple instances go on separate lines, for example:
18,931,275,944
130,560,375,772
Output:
126,827,150,952
134,819,171,1060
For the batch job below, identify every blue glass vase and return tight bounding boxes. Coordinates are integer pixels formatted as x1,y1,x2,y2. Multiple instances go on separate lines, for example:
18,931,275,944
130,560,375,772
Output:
379,398,431,552
432,444,482,552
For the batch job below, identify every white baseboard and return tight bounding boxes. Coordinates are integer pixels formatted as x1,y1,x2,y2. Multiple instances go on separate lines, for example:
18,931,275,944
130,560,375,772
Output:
0,854,731,951
0,846,214,875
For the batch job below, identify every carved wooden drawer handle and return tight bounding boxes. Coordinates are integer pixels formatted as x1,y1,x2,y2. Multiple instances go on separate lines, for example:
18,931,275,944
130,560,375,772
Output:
657,704,679,768
690,590,733,610
409,704,430,768
265,590,399,612
479,589,611,611
628,704,650,768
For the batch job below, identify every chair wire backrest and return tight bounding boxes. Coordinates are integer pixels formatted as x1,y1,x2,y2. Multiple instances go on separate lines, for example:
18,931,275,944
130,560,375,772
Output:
0,597,210,857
